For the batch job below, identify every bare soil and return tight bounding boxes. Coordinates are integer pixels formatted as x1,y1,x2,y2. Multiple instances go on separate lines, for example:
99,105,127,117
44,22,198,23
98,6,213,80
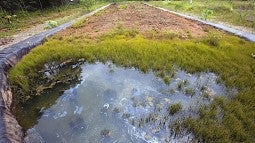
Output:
59,3,210,39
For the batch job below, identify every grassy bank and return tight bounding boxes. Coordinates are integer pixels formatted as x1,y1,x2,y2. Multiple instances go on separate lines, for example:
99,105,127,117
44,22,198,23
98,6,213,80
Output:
8,28,255,142
147,0,255,31
0,1,109,38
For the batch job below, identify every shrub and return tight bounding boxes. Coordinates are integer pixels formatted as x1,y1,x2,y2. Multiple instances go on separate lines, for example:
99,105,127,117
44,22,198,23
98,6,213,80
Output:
44,20,58,29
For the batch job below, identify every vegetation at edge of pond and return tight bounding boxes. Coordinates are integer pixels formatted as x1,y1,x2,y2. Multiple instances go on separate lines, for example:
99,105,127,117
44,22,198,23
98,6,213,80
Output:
12,61,83,130
8,30,255,142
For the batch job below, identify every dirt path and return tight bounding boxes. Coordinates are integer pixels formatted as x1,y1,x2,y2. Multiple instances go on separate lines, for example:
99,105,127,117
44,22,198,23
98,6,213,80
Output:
0,24,46,50
59,3,209,39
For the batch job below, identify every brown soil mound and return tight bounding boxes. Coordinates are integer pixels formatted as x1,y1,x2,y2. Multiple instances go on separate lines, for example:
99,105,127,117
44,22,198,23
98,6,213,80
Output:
59,3,209,39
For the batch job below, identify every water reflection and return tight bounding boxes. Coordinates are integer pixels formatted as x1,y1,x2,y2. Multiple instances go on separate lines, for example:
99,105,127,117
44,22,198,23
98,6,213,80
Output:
24,62,234,143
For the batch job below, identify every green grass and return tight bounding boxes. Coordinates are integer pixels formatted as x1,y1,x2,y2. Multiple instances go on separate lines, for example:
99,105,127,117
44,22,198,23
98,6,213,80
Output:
147,0,255,31
8,28,255,142
0,1,109,38
183,97,255,142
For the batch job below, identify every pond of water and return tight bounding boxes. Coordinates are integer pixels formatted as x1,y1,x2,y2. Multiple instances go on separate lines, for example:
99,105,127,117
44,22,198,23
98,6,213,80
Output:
24,62,234,143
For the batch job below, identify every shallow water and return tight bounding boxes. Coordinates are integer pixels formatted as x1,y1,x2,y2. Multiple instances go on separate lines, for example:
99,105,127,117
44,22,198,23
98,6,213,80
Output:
24,62,234,143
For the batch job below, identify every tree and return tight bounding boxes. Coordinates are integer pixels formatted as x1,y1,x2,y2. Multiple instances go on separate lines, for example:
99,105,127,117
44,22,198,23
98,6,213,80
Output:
0,0,71,13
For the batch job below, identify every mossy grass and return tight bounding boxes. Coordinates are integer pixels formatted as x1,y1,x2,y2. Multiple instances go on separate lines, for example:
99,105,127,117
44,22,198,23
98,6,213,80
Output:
8,27,255,142
183,97,255,142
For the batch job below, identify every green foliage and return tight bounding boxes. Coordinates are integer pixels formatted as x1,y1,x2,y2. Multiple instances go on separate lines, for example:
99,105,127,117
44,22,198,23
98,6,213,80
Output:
0,0,80,13
0,0,65,13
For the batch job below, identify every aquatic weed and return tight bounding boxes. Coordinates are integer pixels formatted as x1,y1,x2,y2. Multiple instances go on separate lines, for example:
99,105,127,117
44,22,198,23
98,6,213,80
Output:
169,103,182,115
